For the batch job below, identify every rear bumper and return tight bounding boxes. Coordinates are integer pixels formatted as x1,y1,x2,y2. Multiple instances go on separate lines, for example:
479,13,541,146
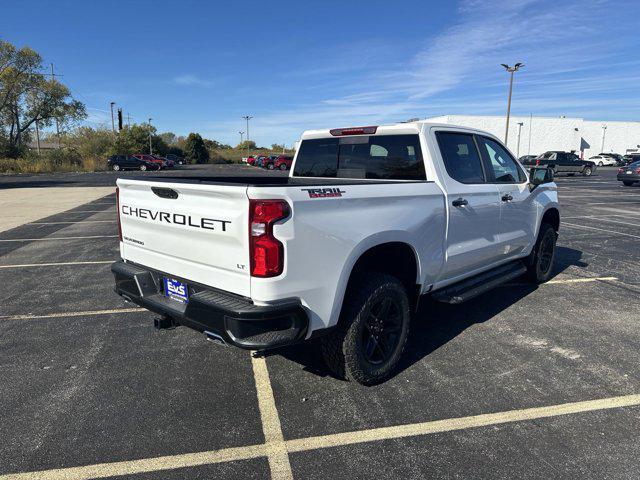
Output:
617,174,640,182
111,260,309,350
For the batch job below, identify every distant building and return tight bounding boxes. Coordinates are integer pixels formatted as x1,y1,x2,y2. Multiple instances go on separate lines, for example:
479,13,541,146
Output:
26,140,60,151
426,115,640,159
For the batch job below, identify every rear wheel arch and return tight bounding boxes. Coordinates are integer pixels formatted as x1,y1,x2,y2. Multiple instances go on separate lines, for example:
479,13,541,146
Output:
338,242,420,321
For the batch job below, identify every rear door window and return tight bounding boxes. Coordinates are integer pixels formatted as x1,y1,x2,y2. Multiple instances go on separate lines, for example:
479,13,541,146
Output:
293,134,425,180
435,132,486,184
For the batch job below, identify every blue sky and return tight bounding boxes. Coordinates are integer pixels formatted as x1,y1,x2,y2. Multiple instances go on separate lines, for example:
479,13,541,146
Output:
2,0,639,147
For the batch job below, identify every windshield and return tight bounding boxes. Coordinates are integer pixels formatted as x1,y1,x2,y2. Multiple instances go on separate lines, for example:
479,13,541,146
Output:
293,134,425,180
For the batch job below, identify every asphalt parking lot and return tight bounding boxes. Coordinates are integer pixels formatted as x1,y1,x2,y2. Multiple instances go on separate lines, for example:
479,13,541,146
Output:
1,165,639,479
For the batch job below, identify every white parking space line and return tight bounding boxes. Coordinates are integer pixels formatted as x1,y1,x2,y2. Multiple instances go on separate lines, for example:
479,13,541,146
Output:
56,210,115,214
588,217,640,228
563,213,640,219
3,393,639,480
29,221,116,225
0,308,142,321
0,261,113,269
0,235,117,242
547,276,618,284
562,222,640,239
251,354,294,480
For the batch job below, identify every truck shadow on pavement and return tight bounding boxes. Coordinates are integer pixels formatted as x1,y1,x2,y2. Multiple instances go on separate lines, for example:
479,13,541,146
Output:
275,246,587,383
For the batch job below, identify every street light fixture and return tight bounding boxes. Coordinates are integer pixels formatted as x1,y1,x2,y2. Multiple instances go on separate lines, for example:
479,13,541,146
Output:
239,131,244,145
501,62,524,145
148,118,153,155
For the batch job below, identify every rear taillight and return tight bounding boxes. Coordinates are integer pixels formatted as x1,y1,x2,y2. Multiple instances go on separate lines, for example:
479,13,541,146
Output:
330,126,378,136
116,186,122,241
249,199,289,277
536,159,540,166
618,168,624,173
636,168,640,174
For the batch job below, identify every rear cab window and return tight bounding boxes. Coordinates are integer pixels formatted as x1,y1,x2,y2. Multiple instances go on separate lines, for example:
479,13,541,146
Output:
293,134,426,180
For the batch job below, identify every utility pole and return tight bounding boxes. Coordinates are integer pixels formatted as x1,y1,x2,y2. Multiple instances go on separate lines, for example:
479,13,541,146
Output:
35,117,41,155
601,125,607,152
242,115,253,142
239,131,244,145
110,102,116,134
51,63,61,148
516,122,524,158
527,113,533,155
501,63,524,145
127,113,131,128
148,118,153,155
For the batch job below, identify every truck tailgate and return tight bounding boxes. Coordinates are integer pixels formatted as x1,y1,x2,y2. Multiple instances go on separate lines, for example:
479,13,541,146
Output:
117,179,251,297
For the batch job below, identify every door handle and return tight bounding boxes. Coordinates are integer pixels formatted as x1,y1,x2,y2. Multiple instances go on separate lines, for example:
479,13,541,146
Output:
452,197,468,207
501,194,513,202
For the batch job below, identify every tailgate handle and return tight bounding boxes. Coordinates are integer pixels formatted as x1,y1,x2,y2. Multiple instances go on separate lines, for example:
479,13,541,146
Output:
151,187,179,199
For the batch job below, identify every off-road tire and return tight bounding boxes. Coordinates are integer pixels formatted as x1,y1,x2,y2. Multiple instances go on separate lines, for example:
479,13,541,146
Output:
112,164,120,171
583,166,593,176
139,164,147,171
527,223,557,284
321,273,411,385
623,181,634,187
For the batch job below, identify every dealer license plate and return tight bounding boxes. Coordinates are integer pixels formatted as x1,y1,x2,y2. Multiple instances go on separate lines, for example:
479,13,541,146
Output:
164,278,189,303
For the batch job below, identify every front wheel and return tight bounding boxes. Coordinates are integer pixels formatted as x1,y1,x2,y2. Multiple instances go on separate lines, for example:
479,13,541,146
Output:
623,181,634,187
321,273,411,385
598,161,604,167
527,223,557,284
112,164,120,171
139,164,147,171
583,166,593,176
279,163,288,171
267,163,275,170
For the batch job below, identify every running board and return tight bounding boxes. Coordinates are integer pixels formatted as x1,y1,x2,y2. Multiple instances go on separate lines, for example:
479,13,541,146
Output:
431,261,527,304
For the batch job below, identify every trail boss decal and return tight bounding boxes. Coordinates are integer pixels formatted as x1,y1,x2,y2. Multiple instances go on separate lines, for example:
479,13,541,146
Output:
301,187,346,198
121,205,230,231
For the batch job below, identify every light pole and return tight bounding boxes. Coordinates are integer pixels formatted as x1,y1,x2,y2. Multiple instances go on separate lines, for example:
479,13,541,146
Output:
242,115,253,142
110,102,116,134
239,131,244,145
516,122,524,158
148,118,153,155
501,62,524,145
601,125,607,152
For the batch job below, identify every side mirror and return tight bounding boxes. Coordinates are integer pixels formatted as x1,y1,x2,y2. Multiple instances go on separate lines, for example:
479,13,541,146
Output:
529,167,554,191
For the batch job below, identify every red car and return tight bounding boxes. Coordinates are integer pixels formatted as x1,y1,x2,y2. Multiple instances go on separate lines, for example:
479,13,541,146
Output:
274,155,293,170
132,154,164,169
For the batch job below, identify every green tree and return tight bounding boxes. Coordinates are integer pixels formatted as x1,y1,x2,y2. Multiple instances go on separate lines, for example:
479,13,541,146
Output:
0,40,86,156
184,132,209,163
237,140,257,150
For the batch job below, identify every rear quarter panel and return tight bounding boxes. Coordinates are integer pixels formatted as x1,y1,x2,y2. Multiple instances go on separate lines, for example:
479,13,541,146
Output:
248,182,446,334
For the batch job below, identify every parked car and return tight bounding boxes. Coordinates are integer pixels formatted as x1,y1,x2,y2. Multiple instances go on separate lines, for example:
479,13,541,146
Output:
618,161,640,186
112,121,559,385
107,155,160,171
247,155,257,165
589,155,617,167
534,151,596,176
598,153,624,166
622,154,640,165
518,155,538,165
166,154,186,165
263,155,280,170
132,154,164,169
255,156,267,167
274,155,294,170
153,155,174,169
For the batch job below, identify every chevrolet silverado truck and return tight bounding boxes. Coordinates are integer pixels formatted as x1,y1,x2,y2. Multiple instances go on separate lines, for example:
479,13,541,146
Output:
112,122,559,385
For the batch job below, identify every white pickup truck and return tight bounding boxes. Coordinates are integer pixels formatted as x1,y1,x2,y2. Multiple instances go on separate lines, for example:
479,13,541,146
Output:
112,122,559,385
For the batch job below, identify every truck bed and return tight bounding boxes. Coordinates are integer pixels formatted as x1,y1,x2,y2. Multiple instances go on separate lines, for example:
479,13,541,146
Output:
129,175,429,187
